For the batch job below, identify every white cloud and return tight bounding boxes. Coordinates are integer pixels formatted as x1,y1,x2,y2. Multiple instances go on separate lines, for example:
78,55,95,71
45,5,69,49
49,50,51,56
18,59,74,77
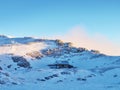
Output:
51,26,120,56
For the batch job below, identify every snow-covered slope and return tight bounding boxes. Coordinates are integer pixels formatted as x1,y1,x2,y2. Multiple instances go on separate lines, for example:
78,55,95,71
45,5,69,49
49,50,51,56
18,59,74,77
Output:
0,36,120,90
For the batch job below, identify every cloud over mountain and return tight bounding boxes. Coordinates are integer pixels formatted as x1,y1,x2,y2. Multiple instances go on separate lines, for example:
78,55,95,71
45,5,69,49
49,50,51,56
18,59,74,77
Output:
54,26,120,56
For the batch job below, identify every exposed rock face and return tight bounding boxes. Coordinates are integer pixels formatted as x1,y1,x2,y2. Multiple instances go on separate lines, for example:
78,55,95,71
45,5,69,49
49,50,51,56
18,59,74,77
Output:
0,66,2,70
55,39,64,46
26,51,43,59
0,80,6,84
91,50,100,54
12,56,30,68
41,46,86,57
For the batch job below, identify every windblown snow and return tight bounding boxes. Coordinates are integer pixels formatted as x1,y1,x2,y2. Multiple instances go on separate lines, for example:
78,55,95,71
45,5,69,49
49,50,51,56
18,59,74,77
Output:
0,35,120,90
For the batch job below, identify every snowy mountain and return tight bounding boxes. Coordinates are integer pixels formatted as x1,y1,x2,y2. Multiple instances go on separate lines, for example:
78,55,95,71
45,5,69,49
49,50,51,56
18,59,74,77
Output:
0,36,120,90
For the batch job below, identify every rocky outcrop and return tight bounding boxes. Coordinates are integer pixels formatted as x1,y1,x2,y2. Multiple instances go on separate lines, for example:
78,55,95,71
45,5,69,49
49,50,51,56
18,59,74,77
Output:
41,46,86,57
0,66,2,70
12,56,30,68
26,51,43,59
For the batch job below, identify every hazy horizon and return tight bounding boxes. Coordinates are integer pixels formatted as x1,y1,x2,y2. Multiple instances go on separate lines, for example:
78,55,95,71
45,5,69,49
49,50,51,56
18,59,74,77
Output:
0,0,120,55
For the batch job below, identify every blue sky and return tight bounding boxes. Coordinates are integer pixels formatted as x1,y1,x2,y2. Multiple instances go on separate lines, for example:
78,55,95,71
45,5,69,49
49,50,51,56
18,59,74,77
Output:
0,0,120,41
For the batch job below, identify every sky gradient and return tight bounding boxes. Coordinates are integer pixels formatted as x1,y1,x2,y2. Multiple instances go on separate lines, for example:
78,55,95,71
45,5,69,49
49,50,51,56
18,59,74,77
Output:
0,0,120,55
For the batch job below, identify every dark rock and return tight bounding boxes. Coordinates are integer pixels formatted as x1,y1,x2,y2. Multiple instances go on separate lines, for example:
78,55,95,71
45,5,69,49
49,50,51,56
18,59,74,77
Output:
53,74,58,77
0,66,2,70
77,78,87,81
12,56,30,68
37,79,45,81
55,39,64,46
17,60,30,68
7,65,12,68
113,75,118,77
12,82,18,85
44,77,50,80
0,80,6,84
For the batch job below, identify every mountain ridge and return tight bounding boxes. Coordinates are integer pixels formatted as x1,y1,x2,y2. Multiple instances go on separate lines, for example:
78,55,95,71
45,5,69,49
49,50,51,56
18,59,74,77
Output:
0,36,120,90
